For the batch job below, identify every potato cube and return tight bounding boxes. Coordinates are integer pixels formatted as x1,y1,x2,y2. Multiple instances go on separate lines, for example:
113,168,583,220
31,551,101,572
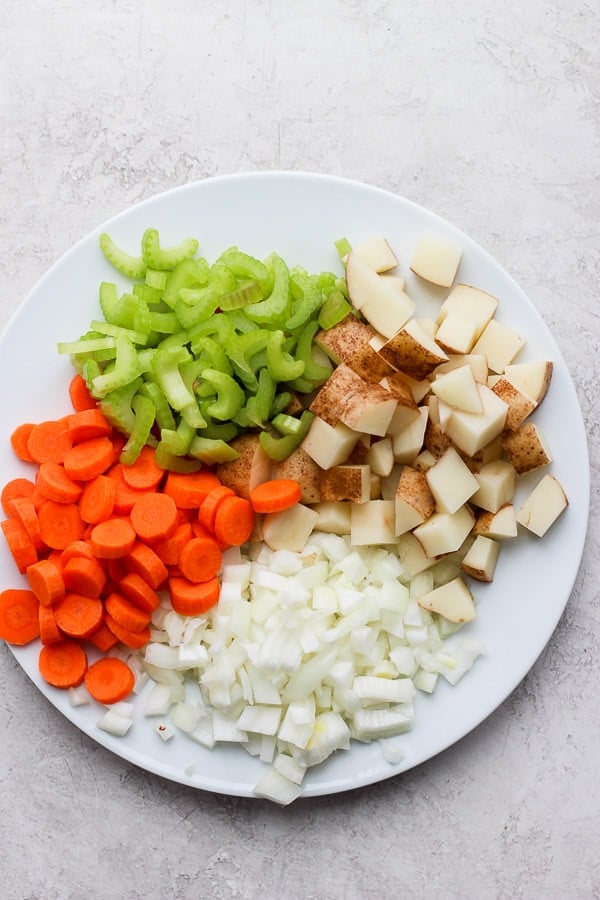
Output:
516,474,568,537
503,360,553,405
301,416,360,470
413,505,475,558
501,423,552,475
394,466,436,535
354,236,399,272
425,447,480,514
444,384,508,457
377,319,448,380
262,504,319,552
472,319,525,374
436,284,498,335
431,364,483,414
417,576,476,622
472,504,518,539
410,233,462,288
491,377,537,430
315,318,396,384
350,500,396,545
313,502,351,534
470,460,517,513
391,407,429,464
319,465,371,503
460,535,500,582
435,310,480,355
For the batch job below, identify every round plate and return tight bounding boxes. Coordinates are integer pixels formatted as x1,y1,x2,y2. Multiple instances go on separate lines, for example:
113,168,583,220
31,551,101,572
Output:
0,172,589,798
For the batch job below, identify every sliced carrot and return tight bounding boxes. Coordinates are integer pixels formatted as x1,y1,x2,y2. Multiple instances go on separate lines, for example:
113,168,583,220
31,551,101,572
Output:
119,572,161,613
26,558,65,607
163,469,222,509
178,536,222,583
1,517,38,572
87,621,119,652
107,464,152,514
104,614,150,650
47,549,65,572
63,436,114,481
79,474,116,524
54,592,104,639
84,656,134,704
69,373,97,412
0,588,40,644
27,420,73,465
104,591,151,633
214,495,255,546
124,541,168,589
198,485,235,532
130,492,178,544
39,639,87,688
6,496,43,549
169,575,220,616
121,445,164,491
37,500,85,550
110,432,127,463
107,557,128,584
89,517,136,559
249,479,302,513
153,521,193,566
62,556,107,598
10,423,36,462
39,604,63,645
1,477,35,516
65,409,113,443
36,462,83,504
60,540,96,565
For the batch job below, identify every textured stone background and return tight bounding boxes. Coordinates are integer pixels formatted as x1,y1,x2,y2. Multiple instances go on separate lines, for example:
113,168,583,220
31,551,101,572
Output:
1,2,598,898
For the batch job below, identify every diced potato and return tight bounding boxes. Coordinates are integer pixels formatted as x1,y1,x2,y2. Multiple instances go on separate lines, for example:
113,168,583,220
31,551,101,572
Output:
315,318,396,384
376,319,448,380
272,447,321,504
301,417,360,470
309,364,366,427
410,232,462,288
338,383,398,437
436,283,498,335
435,310,480,355
516,474,568,537
491,377,537,430
413,505,475,558
396,531,437,576
417,576,476,623
413,449,437,471
501,423,552,475
354,236,399,272
378,374,420,434
312,502,351,534
472,318,525,374
431,364,483,414
394,466,436,535
443,384,508,457
216,433,272,499
434,353,489,384
346,251,415,337
423,419,452,459
366,437,394,477
391,407,429,464
425,447,480,514
319,465,371,503
262,504,320,552
470,459,517,513
380,370,431,404
350,500,396,545
503,360,553,405
472,504,518,539
460,535,500,582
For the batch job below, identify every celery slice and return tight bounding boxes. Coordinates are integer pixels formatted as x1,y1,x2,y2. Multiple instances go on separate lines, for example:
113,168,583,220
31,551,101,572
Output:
149,311,179,334
259,411,315,461
154,443,202,473
272,413,303,436
219,281,263,310
90,319,149,346
139,381,176,430
57,337,116,355
100,233,146,279
202,369,246,421
159,417,196,456
266,330,305,382
317,289,352,330
189,436,240,464
227,330,270,391
162,258,209,308
141,228,199,271
145,269,168,290
294,320,332,382
120,393,157,465
98,378,143,434
285,273,323,331
217,247,270,289
334,237,352,259
151,346,195,411
245,254,291,328
91,335,142,398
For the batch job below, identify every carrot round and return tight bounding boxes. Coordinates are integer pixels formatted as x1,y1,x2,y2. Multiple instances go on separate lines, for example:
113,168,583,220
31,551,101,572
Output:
84,657,135,704
69,373,97,411
104,614,150,650
66,409,112,443
62,556,107,598
89,517,136,559
87,621,119,652
1,517,38,572
118,572,161,613
214,495,255,546
60,540,96,564
104,591,151,633
0,588,40,644
130,492,178,544
198,485,235,532
178,536,222,583
10,423,36,462
107,464,151,514
121,445,164,491
6,496,43,549
27,420,73,465
54,592,104,639
152,521,193,566
26,558,65,607
124,541,168,590
37,500,85,550
39,639,87,688
249,479,302,513
78,474,117,524
63,437,114,481
39,604,63,645
163,469,222,509
1,477,35,516
169,575,220,616
36,462,83,504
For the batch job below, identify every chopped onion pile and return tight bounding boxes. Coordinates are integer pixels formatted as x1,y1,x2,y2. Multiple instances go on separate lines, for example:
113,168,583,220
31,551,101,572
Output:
134,534,485,803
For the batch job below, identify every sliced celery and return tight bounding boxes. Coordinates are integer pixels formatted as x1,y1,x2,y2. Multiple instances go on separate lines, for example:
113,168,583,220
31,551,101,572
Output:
266,330,305,382
217,248,271,291
90,319,149,346
120,393,156,465
189,436,240,464
317,289,353,330
139,381,176,430
91,335,142,398
285,272,323,331
162,258,209,308
57,336,116,355
141,228,199,271
245,254,291,328
294,320,332,383
259,411,314,461
98,377,143,434
100,233,146,279
219,280,263,310
159,417,196,456
272,413,303,436
227,330,270,391
154,443,202,473
202,369,246,421
145,269,168,290
150,346,195,411
149,311,179,334
334,237,352,259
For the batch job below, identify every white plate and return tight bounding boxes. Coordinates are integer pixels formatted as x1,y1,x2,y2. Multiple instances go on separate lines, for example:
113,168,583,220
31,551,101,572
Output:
0,172,589,799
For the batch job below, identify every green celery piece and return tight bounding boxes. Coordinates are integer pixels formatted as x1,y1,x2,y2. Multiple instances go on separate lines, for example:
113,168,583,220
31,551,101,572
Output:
98,377,144,434
335,276,349,299
81,358,101,386
266,330,305,382
139,381,176,430
197,421,239,441
272,413,303,436
149,311,179,334
91,335,142,398
99,282,119,321
317,289,353,329
155,331,190,352
242,368,275,427
187,336,232,377
145,269,168,290
188,312,234,352
133,283,163,306
90,319,149,346
223,308,260,334
201,369,246,421
175,287,221,329
286,272,323,331
159,417,196,456
216,248,270,291
259,410,315,461
244,254,291,328
100,233,146,279
141,228,199,271
285,375,316,394
227,329,270,391
219,280,263,310
151,345,195,411
334,237,352,259
162,257,210,308
294,320,332,383
208,261,237,295
57,336,116,355
120,392,157,465
269,391,293,417
136,347,155,374
154,443,202,473
178,361,208,429
317,271,338,295
189,436,240,464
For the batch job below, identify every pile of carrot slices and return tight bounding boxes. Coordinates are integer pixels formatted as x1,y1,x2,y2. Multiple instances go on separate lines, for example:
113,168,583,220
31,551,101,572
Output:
0,373,301,706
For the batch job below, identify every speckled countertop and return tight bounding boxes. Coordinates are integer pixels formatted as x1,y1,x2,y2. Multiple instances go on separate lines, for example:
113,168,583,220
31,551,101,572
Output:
1,3,598,898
